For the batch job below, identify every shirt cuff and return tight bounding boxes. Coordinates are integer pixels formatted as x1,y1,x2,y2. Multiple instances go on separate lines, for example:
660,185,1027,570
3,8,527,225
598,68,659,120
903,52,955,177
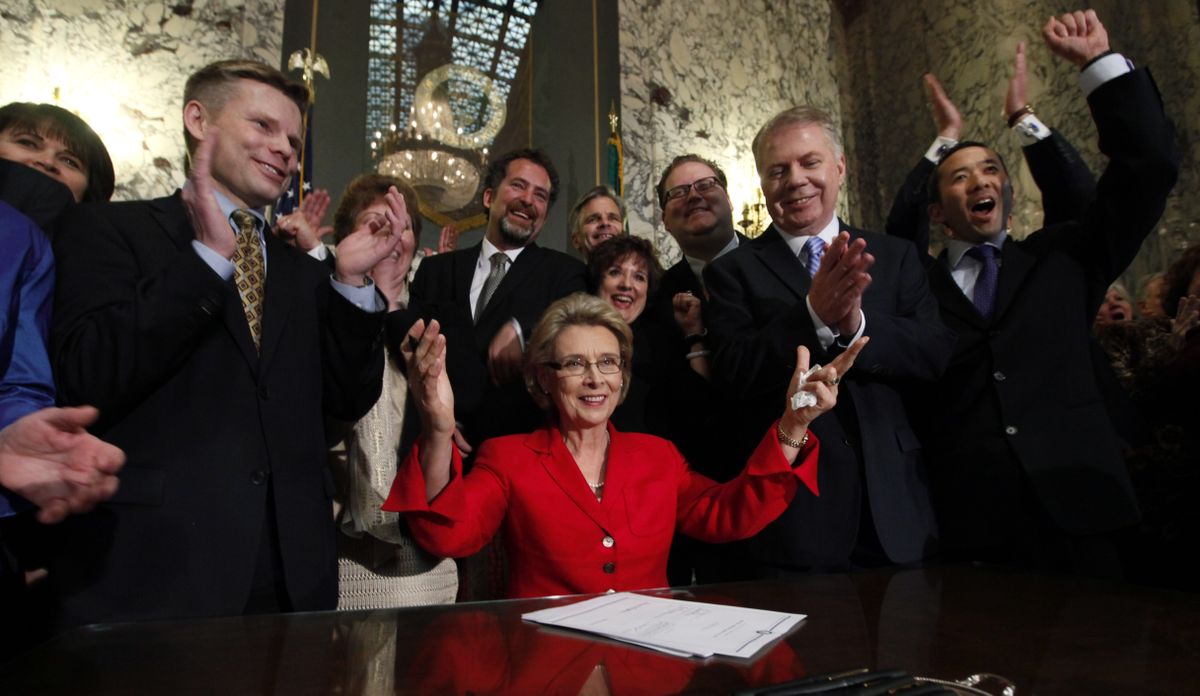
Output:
924,136,959,164
837,310,867,348
1079,52,1132,97
1012,114,1051,146
192,240,234,280
510,317,525,351
307,243,330,262
805,295,837,350
330,276,384,312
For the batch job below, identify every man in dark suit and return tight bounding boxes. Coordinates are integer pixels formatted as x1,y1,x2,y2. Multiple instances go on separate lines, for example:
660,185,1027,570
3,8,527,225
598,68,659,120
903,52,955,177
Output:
401,149,587,450
917,10,1178,574
44,60,397,628
704,105,955,574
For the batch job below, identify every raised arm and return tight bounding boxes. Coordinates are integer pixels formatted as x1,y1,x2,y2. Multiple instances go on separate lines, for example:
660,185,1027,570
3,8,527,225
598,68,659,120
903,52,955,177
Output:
1006,40,1097,225
401,318,457,501
884,73,962,255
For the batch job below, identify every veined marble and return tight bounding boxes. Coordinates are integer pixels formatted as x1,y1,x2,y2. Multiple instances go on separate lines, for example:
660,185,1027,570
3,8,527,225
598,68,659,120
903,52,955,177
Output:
618,0,846,266
840,0,1200,283
0,0,286,201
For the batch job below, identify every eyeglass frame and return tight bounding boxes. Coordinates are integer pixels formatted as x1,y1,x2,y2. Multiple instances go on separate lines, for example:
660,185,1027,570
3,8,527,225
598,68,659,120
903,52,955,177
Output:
543,355,624,377
662,176,723,203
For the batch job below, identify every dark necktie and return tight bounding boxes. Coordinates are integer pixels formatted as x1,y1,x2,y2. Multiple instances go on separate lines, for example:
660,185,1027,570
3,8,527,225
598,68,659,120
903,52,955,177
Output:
802,236,825,278
230,209,265,350
966,244,998,319
474,252,509,323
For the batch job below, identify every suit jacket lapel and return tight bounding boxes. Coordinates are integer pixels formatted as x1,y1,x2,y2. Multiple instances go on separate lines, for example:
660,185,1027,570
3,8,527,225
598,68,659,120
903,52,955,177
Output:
258,233,298,367
155,192,260,367
930,252,987,329
753,225,809,300
994,241,1035,321
454,245,479,314
476,243,541,327
529,425,611,531
149,192,197,253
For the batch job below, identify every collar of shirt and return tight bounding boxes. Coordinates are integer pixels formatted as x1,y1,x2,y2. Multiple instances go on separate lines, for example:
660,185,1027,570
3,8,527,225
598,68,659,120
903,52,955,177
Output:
945,232,1008,270
181,181,267,237
477,236,525,272
780,215,840,259
684,232,739,284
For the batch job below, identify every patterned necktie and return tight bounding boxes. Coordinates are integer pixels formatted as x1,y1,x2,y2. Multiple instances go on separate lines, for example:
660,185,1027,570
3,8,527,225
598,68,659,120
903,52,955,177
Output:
230,209,265,350
965,244,999,319
474,252,509,323
802,236,826,278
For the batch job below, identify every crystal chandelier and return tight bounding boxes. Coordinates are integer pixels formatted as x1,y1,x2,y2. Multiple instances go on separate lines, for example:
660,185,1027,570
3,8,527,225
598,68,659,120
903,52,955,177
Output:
372,62,506,214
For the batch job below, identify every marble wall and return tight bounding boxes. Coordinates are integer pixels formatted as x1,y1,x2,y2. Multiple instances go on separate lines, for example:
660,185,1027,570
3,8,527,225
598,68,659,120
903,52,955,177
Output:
0,0,286,201
619,0,1200,284
839,0,1200,286
617,0,845,266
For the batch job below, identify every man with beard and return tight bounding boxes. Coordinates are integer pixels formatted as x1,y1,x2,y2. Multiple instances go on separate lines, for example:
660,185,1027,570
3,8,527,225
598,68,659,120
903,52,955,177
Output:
401,149,587,450
915,10,1178,575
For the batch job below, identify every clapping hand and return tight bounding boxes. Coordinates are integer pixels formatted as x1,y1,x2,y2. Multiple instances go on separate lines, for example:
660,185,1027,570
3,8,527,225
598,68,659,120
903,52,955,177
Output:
0,407,125,524
808,231,874,335
333,186,406,287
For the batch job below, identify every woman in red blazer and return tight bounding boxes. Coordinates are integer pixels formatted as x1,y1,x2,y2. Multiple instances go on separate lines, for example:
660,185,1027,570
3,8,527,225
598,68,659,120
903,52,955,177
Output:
384,293,865,598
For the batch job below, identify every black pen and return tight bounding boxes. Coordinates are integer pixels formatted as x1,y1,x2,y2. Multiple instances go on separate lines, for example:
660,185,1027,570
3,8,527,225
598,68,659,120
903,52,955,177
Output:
737,668,908,696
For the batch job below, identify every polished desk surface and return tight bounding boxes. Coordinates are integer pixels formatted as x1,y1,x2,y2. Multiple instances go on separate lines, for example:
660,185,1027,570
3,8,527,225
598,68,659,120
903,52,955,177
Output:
1,564,1197,695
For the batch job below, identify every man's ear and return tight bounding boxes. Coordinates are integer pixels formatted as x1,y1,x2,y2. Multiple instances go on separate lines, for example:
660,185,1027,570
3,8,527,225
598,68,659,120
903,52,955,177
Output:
482,187,494,210
182,100,208,143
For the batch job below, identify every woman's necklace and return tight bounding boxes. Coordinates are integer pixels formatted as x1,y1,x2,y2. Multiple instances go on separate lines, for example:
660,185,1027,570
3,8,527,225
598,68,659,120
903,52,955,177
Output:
568,431,610,500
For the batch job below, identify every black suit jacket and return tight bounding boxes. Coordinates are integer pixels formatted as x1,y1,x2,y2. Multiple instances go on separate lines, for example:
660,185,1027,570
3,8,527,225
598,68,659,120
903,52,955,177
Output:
645,236,750,477
705,223,954,567
397,242,587,447
45,193,385,627
913,69,1178,548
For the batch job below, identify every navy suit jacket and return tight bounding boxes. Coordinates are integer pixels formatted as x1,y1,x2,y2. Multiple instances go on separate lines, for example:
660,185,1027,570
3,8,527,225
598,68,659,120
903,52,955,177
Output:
43,192,385,627
705,222,954,567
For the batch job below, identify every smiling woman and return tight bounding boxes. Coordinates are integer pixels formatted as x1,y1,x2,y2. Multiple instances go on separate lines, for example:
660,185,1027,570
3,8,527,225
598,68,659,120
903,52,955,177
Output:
0,102,114,203
383,293,868,599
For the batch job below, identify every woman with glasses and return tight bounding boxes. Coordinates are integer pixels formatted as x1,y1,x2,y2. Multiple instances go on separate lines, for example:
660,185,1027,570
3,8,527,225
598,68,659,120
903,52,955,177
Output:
383,293,866,598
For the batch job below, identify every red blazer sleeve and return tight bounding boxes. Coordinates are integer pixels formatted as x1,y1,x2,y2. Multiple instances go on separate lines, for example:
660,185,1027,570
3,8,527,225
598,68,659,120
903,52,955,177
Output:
381,437,509,559
676,421,819,543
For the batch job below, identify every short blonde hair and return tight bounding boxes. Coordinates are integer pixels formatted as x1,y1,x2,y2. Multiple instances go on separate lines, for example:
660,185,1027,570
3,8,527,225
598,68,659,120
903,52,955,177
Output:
751,105,842,175
568,185,626,255
524,293,633,410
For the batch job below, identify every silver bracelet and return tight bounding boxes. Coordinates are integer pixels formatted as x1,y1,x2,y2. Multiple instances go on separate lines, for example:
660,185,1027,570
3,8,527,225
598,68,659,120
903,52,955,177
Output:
685,349,711,360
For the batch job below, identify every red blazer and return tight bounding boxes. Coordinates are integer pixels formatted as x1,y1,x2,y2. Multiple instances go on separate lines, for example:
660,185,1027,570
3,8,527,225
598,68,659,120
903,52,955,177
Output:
383,421,819,598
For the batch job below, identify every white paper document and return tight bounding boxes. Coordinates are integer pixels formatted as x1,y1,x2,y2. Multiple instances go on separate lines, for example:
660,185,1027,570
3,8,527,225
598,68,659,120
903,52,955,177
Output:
521,592,805,659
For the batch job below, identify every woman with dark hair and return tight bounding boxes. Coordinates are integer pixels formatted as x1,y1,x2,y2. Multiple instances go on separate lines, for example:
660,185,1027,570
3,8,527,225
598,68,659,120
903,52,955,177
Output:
384,293,866,598
0,102,115,203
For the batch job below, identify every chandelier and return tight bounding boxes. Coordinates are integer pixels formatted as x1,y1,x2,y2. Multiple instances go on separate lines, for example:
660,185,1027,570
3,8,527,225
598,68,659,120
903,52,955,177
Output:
372,63,507,214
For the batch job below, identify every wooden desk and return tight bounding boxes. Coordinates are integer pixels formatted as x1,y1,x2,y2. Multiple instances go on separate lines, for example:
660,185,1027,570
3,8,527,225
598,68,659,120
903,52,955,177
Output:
2,565,1197,694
